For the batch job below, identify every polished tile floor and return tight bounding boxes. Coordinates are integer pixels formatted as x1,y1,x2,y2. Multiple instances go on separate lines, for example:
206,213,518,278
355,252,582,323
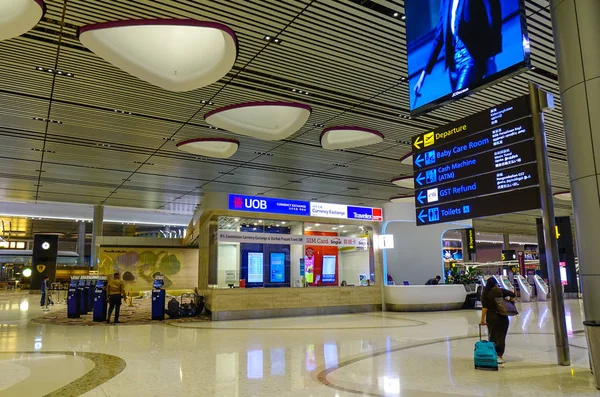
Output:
0,293,598,396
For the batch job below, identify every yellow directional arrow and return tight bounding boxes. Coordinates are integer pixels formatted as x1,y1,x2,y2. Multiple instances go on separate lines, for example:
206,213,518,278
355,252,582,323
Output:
414,136,423,150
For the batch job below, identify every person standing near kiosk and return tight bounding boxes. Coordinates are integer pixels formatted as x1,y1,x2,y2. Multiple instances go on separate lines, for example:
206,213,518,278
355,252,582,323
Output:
106,272,125,324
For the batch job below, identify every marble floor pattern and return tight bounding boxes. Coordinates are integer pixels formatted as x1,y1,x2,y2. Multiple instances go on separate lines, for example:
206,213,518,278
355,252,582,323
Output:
0,292,598,396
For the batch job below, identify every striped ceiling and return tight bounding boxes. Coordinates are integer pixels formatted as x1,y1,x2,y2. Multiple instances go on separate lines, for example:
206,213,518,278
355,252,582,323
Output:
0,0,571,235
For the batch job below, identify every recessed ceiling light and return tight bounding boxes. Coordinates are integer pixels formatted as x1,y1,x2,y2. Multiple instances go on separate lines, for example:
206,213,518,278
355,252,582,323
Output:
114,109,133,115
281,221,286,224
258,220,263,223
393,12,399,17
401,15,406,20
276,224,280,227
315,224,321,226
263,34,282,44
313,123,325,128
201,100,215,105
234,218,239,221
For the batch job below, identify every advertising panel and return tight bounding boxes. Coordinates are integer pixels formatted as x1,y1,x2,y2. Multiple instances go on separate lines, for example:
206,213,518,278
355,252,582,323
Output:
270,252,285,283
248,252,264,283
406,0,530,115
322,255,336,283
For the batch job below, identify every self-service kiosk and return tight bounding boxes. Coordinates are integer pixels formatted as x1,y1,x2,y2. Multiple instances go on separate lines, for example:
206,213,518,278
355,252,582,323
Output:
494,275,514,292
517,275,533,302
78,276,91,314
534,275,549,301
93,276,108,322
151,275,165,321
87,276,98,312
67,276,81,318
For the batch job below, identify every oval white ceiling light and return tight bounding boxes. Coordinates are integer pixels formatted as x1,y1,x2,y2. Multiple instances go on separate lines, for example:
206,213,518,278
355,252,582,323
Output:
0,0,45,41
391,176,414,189
78,19,238,92
176,138,239,159
320,126,384,150
390,195,414,203
553,191,571,201
400,153,412,165
205,101,312,141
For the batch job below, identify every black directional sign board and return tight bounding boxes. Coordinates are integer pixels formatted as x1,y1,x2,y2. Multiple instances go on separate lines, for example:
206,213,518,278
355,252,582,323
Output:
411,95,541,226
416,187,541,226
415,163,538,207
412,96,532,154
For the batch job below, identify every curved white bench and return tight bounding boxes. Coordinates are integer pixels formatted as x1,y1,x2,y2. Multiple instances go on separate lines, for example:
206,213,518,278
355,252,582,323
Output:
384,284,468,312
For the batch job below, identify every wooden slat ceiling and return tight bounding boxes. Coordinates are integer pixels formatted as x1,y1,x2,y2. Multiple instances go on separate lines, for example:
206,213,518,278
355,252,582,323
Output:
0,0,570,235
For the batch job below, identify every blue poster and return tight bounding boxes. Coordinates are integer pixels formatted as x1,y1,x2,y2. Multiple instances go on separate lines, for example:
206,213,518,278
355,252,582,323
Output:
270,252,285,283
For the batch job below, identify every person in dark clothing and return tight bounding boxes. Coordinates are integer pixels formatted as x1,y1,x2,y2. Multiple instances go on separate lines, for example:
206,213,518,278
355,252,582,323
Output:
414,0,502,96
40,276,49,307
480,277,515,364
106,272,125,324
425,275,441,285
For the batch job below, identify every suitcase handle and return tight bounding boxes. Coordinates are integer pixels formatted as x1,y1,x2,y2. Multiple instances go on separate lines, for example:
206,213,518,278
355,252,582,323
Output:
479,324,487,341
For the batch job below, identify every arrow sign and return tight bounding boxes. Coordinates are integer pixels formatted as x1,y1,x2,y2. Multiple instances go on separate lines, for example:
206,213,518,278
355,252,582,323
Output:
414,136,423,150
415,173,425,186
414,154,424,168
417,190,426,205
418,209,427,223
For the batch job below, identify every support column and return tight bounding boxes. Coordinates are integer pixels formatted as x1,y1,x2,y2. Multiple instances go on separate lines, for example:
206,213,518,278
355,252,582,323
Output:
90,205,103,270
502,233,511,250
77,221,86,266
550,0,600,322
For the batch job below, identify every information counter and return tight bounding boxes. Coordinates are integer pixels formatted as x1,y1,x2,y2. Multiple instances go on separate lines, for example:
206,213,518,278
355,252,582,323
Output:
384,285,468,312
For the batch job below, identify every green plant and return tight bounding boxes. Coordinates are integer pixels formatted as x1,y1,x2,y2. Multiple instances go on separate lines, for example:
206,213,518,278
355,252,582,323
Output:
447,266,482,285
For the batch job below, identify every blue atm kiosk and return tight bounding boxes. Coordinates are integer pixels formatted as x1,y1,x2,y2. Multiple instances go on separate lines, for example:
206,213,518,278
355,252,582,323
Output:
67,276,81,318
151,275,165,321
93,276,108,322
79,276,91,315
87,276,98,312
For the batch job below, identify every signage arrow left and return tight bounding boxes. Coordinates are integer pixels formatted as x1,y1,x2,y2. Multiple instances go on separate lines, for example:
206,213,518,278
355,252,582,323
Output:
414,136,423,150
416,190,426,205
415,173,425,186
418,209,427,223
414,154,424,168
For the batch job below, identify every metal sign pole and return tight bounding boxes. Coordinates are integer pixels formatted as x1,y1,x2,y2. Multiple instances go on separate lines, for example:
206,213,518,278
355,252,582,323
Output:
529,82,570,366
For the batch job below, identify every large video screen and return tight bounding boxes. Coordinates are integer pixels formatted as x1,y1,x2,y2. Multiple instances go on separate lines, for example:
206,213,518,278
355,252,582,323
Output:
322,255,336,283
406,0,530,115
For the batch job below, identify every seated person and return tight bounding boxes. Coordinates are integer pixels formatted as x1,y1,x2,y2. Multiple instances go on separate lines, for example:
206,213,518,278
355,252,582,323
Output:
425,275,441,285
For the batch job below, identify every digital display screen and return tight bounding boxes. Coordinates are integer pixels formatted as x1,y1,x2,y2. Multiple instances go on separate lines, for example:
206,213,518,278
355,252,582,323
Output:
69,278,79,287
95,280,105,289
78,278,86,286
153,278,164,289
248,252,264,283
322,255,336,283
406,0,530,115
270,252,285,283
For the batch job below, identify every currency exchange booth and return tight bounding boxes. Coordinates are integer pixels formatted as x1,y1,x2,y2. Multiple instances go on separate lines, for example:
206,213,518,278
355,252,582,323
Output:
188,192,384,320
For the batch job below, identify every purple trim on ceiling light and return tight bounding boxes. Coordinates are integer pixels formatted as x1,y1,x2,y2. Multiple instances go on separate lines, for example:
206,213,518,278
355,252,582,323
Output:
205,101,312,120
390,195,414,201
77,19,238,47
176,137,239,148
399,152,412,162
33,0,46,17
391,176,413,184
320,126,384,144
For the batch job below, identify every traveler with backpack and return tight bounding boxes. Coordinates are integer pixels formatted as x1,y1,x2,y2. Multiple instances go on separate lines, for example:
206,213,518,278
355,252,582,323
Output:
480,277,516,364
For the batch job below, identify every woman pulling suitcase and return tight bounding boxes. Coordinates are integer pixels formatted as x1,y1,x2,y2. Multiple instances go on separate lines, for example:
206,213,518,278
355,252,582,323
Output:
480,277,516,364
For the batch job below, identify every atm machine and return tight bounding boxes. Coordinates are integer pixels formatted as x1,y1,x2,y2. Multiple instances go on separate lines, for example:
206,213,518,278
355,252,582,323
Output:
87,276,98,312
67,276,81,318
78,276,91,315
534,275,549,301
151,275,165,321
92,276,108,322
516,275,533,302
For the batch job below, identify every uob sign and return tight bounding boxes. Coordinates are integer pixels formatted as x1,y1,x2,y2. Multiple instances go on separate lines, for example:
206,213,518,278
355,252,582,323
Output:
245,198,267,210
